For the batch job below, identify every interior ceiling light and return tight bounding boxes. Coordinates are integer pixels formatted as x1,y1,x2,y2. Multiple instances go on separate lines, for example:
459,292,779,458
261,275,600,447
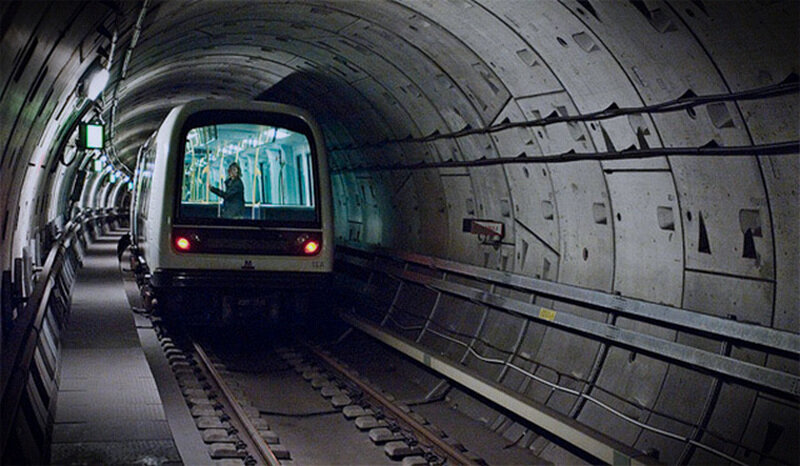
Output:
87,68,110,101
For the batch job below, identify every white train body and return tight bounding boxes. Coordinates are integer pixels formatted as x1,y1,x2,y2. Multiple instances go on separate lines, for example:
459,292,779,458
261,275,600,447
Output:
130,100,333,314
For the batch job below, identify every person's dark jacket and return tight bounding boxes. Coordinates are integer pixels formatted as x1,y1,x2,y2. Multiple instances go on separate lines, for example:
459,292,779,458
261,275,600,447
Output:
210,177,245,218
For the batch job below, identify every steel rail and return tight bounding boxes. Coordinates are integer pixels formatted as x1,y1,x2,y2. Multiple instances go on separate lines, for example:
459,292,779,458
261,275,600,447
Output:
304,344,480,466
192,342,281,466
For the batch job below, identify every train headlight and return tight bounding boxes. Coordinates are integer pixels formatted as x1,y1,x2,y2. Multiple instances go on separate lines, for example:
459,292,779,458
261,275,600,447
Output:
175,236,191,251
303,240,320,255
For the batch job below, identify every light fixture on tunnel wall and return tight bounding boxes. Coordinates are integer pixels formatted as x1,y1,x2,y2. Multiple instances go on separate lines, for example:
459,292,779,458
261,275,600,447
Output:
86,67,110,101
93,153,108,172
77,56,110,102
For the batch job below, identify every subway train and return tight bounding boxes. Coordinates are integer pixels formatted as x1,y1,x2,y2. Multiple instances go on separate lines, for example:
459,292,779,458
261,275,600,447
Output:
128,99,333,322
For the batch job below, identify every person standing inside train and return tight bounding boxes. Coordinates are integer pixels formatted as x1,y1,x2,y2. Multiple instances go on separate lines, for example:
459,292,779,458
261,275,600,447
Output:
210,162,246,219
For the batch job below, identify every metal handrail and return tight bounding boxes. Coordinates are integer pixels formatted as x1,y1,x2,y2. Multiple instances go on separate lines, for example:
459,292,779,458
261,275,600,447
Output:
336,244,799,356
339,262,799,397
334,246,799,464
1,220,78,396
0,212,112,456
336,249,800,397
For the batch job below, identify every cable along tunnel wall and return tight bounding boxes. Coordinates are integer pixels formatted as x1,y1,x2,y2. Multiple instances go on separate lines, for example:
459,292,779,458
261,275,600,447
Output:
333,245,799,465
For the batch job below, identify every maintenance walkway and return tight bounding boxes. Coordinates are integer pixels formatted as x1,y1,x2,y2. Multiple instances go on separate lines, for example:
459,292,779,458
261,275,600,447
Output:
50,229,210,465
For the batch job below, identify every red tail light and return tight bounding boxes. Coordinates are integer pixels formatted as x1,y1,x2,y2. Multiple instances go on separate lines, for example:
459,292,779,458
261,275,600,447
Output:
175,236,191,251
303,240,320,255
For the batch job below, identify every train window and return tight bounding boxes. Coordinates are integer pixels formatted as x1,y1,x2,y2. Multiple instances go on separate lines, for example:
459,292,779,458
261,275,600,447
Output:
136,143,156,221
178,121,317,225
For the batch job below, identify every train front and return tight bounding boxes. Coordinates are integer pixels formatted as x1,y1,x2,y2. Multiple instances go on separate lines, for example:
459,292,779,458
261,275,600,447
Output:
149,101,333,323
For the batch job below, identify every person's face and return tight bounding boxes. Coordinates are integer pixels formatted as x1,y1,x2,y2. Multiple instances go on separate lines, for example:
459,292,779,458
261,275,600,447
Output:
228,166,239,178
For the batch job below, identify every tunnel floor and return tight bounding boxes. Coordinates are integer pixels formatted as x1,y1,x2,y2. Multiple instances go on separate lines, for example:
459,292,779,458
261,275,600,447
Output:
49,231,185,465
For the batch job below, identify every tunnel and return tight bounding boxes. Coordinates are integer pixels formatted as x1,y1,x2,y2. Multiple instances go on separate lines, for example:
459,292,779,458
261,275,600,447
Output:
0,1,798,464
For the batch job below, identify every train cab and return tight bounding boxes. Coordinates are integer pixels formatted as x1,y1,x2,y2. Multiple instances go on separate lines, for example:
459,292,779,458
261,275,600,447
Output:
129,100,333,321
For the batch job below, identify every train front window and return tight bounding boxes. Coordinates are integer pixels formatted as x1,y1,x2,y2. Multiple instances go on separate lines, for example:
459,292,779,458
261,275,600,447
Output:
178,122,316,224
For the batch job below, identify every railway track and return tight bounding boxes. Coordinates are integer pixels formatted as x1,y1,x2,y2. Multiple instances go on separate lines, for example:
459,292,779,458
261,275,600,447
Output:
300,344,479,465
150,318,546,465
192,342,281,465
121,244,543,464
155,328,289,465
181,336,483,464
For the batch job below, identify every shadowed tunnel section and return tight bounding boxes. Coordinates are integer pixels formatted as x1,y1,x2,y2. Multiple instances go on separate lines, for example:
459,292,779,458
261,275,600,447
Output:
0,1,798,464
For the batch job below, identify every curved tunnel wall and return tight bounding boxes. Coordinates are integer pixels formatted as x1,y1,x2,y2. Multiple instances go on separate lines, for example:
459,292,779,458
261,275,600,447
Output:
0,1,797,463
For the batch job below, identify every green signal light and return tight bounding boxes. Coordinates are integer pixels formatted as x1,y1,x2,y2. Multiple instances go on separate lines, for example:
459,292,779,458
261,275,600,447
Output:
79,123,104,149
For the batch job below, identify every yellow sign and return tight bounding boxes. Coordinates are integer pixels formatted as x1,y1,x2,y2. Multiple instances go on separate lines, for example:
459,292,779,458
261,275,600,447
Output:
538,308,557,321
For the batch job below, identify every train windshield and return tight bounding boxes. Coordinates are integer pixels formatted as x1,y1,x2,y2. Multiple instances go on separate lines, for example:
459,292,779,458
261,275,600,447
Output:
178,120,316,225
